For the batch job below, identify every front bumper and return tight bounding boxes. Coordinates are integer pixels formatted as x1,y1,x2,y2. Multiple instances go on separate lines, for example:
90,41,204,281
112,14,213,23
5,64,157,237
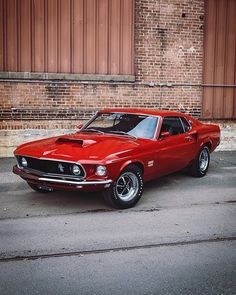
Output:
13,165,113,190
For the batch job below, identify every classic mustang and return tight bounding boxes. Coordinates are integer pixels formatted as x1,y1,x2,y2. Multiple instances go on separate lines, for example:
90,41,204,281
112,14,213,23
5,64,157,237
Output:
13,109,220,209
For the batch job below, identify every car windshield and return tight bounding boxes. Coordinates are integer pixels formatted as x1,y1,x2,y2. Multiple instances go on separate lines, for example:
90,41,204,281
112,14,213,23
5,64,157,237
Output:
81,113,158,139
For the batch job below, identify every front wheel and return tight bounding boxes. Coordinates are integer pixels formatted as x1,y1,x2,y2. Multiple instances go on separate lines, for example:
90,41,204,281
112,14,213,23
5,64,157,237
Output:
103,165,144,209
189,146,210,177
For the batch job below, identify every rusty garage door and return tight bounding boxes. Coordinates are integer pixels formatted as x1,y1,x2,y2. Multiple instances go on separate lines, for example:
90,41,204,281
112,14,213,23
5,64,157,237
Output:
0,0,134,75
202,0,236,119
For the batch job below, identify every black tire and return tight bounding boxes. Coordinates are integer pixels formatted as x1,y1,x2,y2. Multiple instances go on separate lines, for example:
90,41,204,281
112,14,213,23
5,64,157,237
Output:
189,146,210,177
103,164,144,209
27,182,55,193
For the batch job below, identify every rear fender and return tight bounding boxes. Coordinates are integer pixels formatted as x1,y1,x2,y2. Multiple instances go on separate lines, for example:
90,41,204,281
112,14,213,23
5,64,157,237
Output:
200,138,213,151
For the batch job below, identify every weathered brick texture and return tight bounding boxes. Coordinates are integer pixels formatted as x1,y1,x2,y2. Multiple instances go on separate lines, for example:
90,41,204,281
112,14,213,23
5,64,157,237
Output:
135,0,204,83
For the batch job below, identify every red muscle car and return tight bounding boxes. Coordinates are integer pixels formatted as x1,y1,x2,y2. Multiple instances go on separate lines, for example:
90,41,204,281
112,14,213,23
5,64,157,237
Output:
13,109,220,209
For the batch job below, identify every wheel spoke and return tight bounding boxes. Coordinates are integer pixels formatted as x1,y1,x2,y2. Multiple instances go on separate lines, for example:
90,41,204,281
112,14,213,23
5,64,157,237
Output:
121,186,128,195
121,177,126,185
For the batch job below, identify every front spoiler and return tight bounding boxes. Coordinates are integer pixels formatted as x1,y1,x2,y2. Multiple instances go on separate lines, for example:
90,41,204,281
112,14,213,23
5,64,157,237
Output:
13,165,113,189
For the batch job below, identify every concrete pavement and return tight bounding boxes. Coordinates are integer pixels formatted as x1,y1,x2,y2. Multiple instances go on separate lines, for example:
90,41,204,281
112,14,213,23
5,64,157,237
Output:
0,151,236,294
1,240,236,295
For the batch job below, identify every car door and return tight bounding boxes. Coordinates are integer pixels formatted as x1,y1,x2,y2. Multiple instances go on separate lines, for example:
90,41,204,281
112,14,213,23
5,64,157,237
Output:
155,116,197,177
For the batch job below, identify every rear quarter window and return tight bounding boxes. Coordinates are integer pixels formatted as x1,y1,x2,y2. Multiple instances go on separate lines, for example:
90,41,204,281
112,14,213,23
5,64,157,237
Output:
180,117,191,132
161,117,184,135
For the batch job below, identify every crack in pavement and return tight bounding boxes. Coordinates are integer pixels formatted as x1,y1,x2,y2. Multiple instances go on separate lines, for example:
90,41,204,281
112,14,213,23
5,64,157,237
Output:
0,236,235,263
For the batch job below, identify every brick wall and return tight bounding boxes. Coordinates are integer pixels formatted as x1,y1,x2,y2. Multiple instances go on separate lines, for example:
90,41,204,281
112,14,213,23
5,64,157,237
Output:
135,0,204,83
0,0,208,156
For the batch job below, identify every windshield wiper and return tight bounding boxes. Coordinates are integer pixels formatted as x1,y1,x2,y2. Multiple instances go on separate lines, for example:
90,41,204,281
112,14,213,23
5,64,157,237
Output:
80,128,104,134
107,130,137,139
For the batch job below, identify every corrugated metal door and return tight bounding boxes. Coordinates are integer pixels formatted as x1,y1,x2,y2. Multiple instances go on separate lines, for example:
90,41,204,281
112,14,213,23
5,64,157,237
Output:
202,0,236,119
0,0,134,75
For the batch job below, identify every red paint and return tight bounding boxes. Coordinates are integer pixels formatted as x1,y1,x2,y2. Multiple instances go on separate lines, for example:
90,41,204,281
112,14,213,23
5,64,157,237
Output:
13,109,220,192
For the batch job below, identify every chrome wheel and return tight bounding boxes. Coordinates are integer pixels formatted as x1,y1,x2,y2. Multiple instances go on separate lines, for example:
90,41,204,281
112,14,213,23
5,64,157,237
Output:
103,164,143,209
189,146,210,177
199,148,209,172
115,172,139,202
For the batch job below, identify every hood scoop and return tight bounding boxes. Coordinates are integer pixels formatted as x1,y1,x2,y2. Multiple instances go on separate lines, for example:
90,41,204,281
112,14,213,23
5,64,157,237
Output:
56,137,96,147
57,137,83,144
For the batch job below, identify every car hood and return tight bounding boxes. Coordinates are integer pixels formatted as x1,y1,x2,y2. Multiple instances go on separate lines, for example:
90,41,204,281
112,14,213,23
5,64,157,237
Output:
15,132,149,163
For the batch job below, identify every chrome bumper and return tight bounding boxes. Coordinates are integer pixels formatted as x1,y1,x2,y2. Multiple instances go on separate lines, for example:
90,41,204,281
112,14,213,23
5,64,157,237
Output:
13,165,113,188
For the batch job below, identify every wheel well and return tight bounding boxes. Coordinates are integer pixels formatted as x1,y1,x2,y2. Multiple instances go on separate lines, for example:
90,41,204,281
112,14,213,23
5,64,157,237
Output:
123,161,144,174
128,162,144,173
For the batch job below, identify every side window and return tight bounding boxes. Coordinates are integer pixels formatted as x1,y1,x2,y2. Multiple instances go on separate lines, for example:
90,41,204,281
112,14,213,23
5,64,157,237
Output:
161,117,184,136
180,117,191,132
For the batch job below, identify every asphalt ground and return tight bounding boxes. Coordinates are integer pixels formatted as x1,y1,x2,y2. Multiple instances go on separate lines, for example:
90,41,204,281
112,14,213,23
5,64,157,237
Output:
0,151,236,294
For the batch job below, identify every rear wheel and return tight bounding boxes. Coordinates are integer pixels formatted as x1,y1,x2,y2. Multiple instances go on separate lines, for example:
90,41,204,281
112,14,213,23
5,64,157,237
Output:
27,182,55,193
103,165,144,209
189,146,210,177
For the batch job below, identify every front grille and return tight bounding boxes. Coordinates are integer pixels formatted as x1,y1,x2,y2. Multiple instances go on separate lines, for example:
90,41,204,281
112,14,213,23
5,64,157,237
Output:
16,156,85,178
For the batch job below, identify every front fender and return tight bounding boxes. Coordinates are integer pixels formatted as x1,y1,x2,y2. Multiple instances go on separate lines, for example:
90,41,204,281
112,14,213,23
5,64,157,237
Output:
119,159,145,175
107,159,145,181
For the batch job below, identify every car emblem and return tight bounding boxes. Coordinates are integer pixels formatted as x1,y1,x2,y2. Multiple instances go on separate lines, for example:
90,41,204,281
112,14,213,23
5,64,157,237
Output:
42,149,57,156
148,160,154,167
58,163,65,173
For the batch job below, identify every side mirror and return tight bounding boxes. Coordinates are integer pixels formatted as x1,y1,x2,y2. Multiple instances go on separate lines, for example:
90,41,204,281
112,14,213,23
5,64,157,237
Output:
77,123,83,130
160,131,170,139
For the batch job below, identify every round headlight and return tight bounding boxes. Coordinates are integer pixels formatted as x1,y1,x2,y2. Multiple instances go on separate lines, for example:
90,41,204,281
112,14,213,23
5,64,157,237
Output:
96,165,107,176
21,157,28,167
72,164,81,175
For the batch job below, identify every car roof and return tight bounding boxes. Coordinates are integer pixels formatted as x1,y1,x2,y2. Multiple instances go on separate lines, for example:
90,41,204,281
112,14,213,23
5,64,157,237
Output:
100,108,186,117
